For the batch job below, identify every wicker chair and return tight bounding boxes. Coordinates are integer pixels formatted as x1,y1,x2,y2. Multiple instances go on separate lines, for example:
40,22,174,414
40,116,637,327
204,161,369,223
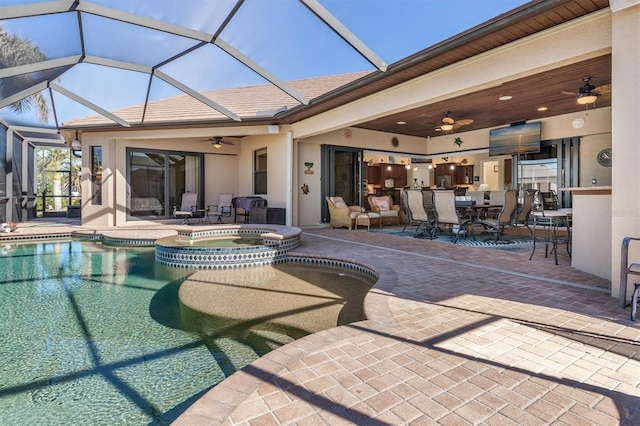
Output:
326,196,362,230
368,195,401,226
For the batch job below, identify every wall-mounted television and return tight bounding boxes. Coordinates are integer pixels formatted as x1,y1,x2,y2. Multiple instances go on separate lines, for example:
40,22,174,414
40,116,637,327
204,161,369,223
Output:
489,122,541,157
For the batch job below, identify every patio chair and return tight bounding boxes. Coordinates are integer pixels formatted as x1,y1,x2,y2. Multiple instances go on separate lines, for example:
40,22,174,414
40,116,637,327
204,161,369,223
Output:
402,189,436,238
206,193,234,223
475,189,518,242
512,189,535,237
173,192,198,224
368,195,401,226
432,190,471,243
326,196,362,230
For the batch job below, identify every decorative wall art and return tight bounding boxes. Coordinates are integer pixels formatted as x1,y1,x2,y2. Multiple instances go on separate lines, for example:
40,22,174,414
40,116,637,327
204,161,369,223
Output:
304,162,314,174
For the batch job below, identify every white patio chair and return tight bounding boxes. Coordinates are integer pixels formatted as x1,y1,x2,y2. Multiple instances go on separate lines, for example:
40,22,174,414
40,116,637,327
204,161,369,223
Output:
173,192,198,224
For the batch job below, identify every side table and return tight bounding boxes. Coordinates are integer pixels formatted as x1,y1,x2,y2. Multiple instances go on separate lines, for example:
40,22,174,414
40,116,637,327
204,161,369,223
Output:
355,212,381,230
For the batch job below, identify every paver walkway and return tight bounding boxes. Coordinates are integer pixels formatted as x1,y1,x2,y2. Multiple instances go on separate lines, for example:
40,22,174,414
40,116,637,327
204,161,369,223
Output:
176,226,640,425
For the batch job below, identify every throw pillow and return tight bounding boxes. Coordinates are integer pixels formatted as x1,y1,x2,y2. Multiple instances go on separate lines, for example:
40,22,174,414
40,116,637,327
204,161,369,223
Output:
331,197,347,208
374,198,390,211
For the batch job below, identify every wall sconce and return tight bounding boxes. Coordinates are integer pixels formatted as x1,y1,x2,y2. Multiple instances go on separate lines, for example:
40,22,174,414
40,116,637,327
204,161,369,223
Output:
387,165,392,171
450,164,455,170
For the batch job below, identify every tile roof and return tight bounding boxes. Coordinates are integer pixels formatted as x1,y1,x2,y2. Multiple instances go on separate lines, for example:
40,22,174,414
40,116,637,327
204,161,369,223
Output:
66,71,372,128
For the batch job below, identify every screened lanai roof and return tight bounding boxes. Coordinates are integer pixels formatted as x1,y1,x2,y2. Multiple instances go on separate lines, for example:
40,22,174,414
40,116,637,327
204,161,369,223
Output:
1,0,532,139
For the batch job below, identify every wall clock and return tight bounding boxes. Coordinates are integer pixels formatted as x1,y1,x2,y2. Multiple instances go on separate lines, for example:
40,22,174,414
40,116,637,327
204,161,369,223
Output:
391,136,399,147
596,148,612,167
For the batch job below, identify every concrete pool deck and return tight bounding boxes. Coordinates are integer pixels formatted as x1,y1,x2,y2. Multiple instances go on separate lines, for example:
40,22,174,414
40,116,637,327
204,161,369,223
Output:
3,220,640,424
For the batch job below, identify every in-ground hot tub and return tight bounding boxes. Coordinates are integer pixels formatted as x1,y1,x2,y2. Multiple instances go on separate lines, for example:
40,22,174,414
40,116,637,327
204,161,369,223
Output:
155,224,301,269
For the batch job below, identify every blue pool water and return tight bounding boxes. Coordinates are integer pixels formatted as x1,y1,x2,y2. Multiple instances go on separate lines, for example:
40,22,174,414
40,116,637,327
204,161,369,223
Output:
0,240,373,425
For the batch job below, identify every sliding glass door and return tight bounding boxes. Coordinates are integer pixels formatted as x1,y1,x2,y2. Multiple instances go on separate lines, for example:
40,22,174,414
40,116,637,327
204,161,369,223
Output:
320,145,364,223
127,149,203,219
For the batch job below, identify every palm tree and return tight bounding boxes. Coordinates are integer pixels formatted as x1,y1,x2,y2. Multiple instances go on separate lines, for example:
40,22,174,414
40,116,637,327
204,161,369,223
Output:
37,148,72,213
0,28,50,122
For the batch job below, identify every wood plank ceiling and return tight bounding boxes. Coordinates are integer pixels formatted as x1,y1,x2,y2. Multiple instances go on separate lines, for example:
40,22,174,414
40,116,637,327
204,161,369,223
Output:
280,0,611,140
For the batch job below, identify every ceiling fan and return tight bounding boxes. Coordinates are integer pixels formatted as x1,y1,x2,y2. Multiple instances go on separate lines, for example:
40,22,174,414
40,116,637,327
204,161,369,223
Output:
434,111,474,133
201,136,234,149
562,76,611,105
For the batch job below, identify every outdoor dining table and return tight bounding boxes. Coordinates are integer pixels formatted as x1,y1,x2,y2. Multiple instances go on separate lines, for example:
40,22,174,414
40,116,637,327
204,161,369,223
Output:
455,202,503,221
232,196,267,223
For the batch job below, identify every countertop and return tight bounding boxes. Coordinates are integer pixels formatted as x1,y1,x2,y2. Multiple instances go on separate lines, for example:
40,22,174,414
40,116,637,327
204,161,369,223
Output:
558,186,611,193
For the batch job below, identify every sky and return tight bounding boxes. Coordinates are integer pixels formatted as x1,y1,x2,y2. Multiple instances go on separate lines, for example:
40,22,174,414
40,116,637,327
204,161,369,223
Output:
1,0,530,129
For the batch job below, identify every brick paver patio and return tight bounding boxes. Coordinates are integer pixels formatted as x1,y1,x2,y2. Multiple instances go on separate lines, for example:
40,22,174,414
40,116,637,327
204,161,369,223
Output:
176,226,640,425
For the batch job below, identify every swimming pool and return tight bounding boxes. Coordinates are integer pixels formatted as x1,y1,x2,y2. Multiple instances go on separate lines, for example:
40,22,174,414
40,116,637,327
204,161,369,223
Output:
0,240,375,424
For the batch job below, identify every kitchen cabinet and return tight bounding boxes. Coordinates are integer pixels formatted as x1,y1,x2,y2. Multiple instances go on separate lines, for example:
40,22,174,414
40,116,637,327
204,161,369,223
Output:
365,163,407,188
435,164,474,186
456,165,474,185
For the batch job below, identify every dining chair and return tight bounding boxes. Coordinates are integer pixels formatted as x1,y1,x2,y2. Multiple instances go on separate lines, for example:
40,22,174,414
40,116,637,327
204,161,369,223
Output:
512,188,536,237
402,189,436,238
432,190,471,243
475,189,518,242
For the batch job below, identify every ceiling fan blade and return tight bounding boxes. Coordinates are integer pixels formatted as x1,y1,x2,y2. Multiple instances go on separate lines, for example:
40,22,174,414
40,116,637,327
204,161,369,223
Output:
561,91,578,95
456,119,474,126
594,84,611,95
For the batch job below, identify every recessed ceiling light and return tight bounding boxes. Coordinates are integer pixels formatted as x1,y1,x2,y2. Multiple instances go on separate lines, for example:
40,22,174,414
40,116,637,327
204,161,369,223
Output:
537,106,548,111
396,121,406,125
499,95,512,101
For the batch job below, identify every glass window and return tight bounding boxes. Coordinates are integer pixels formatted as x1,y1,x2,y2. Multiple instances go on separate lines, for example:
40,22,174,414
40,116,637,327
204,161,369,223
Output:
127,149,202,218
91,147,103,205
254,148,267,195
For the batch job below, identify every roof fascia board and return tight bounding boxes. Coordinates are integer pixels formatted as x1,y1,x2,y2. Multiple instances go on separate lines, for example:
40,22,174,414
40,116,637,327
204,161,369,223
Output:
50,82,131,127
0,55,81,79
299,0,387,72
0,81,47,109
84,55,152,74
9,125,60,134
77,2,212,42
153,70,241,121
214,39,310,105
0,0,76,19
23,137,66,145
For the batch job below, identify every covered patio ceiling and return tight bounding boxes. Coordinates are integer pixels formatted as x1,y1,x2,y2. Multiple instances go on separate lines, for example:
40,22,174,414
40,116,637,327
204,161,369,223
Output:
0,0,610,144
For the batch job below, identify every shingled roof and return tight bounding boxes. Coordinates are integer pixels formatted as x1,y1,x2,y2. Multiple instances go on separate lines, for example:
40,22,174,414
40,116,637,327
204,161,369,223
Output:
65,71,372,128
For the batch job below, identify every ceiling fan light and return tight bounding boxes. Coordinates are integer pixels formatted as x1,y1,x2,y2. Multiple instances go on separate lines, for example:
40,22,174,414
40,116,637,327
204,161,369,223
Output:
577,93,597,105
440,123,453,131
212,142,223,149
